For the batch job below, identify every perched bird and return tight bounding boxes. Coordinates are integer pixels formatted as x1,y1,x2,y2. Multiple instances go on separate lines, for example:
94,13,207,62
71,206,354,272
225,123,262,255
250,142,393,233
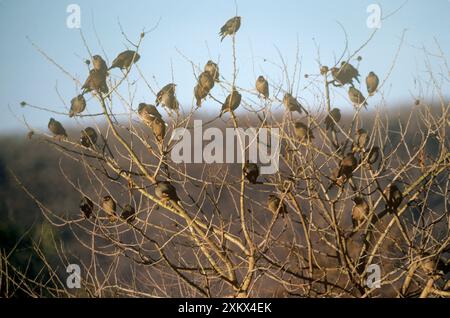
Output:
219,16,241,41
156,83,179,110
294,122,314,142
48,118,67,138
352,128,369,153
152,117,166,143
155,181,180,204
92,55,108,75
348,87,367,108
204,60,219,82
419,253,450,276
82,69,108,95
243,161,259,184
267,194,287,218
283,93,303,114
69,94,86,117
330,67,346,86
80,127,98,148
198,71,215,92
255,75,269,99
338,153,358,178
80,196,94,219
366,71,379,96
194,84,209,107
138,103,162,126
330,167,347,188
325,108,341,131
384,184,402,214
220,88,241,116
109,50,140,70
121,204,136,223
352,196,369,229
340,61,360,84
102,195,117,222
367,146,380,165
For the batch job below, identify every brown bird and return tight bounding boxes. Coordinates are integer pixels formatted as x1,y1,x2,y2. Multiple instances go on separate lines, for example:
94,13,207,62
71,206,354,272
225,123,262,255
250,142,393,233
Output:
152,116,166,143
121,204,136,223
138,103,162,126
243,161,259,184
352,128,368,153
82,69,108,95
330,167,347,188
204,60,219,82
48,118,67,138
283,93,303,114
80,127,97,148
340,61,360,84
92,55,108,75
69,94,86,117
338,153,358,178
194,84,209,107
294,122,314,142
348,87,367,108
367,146,380,165
102,195,117,222
80,196,94,219
267,194,287,218
220,88,241,116
384,184,403,214
109,50,140,70
325,108,341,131
198,71,215,92
352,196,369,229
156,83,179,110
219,16,241,41
366,71,379,96
155,181,180,204
256,75,269,99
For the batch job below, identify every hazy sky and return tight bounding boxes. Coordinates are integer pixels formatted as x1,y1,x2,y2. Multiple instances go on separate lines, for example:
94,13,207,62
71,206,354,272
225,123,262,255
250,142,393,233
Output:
0,0,449,133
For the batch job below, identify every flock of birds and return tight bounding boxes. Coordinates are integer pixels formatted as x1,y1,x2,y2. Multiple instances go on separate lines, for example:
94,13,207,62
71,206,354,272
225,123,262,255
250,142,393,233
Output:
45,15,401,230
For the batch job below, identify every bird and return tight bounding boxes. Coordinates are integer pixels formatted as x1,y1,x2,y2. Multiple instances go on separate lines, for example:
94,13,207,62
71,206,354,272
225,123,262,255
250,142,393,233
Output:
384,184,403,214
367,146,380,165
151,116,166,143
81,69,108,95
294,122,314,142
155,181,180,204
366,71,379,96
243,161,259,184
340,61,360,84
330,67,347,86
194,84,209,107
101,195,117,222
338,153,358,179
109,50,140,70
352,128,368,153
267,194,287,218
352,196,369,230
80,127,97,148
80,196,94,219
325,108,341,131
348,87,367,108
198,71,215,92
48,118,67,138
219,16,241,41
220,88,241,116
156,83,179,110
204,60,219,82
92,55,108,75
255,76,269,99
330,167,347,188
121,204,136,223
69,94,86,117
283,93,303,114
138,103,162,126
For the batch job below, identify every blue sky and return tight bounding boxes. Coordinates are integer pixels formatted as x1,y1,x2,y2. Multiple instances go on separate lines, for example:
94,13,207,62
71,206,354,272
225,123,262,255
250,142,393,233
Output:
0,0,449,133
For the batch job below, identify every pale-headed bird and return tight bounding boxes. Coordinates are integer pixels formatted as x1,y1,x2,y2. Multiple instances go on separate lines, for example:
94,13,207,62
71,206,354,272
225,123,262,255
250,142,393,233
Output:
256,76,269,99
